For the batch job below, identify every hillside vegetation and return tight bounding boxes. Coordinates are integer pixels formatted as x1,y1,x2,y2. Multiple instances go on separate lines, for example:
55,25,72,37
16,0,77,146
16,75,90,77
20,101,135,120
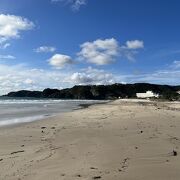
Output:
4,83,180,101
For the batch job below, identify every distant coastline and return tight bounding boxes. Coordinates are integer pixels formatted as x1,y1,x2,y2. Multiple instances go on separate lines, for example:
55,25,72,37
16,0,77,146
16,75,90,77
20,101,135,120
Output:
3,83,180,101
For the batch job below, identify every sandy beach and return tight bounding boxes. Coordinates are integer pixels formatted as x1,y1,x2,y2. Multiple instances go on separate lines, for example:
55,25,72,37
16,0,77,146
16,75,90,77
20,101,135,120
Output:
0,99,180,180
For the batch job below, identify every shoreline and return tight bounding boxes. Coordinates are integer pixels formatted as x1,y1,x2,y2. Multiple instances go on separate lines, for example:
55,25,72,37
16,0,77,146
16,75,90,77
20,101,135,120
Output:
0,99,180,180
0,100,108,129
1,99,178,131
0,99,160,129
1,98,179,129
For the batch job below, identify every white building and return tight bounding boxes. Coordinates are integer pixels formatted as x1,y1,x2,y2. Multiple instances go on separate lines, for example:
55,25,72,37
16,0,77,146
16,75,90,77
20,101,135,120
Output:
136,91,159,98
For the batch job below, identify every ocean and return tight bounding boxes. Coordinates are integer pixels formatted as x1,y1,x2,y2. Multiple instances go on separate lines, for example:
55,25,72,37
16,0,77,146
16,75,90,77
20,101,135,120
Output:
0,97,105,127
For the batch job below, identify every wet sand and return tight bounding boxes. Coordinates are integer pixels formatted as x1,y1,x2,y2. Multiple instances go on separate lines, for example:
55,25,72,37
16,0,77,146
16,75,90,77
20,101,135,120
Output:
0,99,180,180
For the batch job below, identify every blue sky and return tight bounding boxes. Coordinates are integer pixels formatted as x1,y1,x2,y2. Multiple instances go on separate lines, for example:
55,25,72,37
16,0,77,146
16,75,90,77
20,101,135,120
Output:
0,0,180,94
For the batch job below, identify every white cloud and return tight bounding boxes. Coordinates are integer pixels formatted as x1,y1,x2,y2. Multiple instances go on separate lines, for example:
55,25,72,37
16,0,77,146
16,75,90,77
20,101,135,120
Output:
117,40,144,61
0,14,34,47
0,43,10,49
51,0,87,11
48,54,74,69
78,38,144,64
116,61,180,85
126,40,144,49
70,72,92,84
68,61,180,86
71,0,87,11
68,67,115,85
35,46,56,53
24,78,34,85
0,55,15,60
0,64,117,95
0,14,34,38
0,64,71,95
0,37,10,49
129,70,180,85
78,38,119,65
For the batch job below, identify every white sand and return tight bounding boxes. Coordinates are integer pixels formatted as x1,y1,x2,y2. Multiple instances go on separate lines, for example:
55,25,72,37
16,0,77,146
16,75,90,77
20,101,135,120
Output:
0,100,180,180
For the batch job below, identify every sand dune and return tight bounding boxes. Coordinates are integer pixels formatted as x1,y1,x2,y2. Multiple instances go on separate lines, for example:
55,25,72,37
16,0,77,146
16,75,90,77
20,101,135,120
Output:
0,100,180,180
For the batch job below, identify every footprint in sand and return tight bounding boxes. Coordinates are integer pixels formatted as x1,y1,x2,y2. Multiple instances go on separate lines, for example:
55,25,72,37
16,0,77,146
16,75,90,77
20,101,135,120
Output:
118,158,130,172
